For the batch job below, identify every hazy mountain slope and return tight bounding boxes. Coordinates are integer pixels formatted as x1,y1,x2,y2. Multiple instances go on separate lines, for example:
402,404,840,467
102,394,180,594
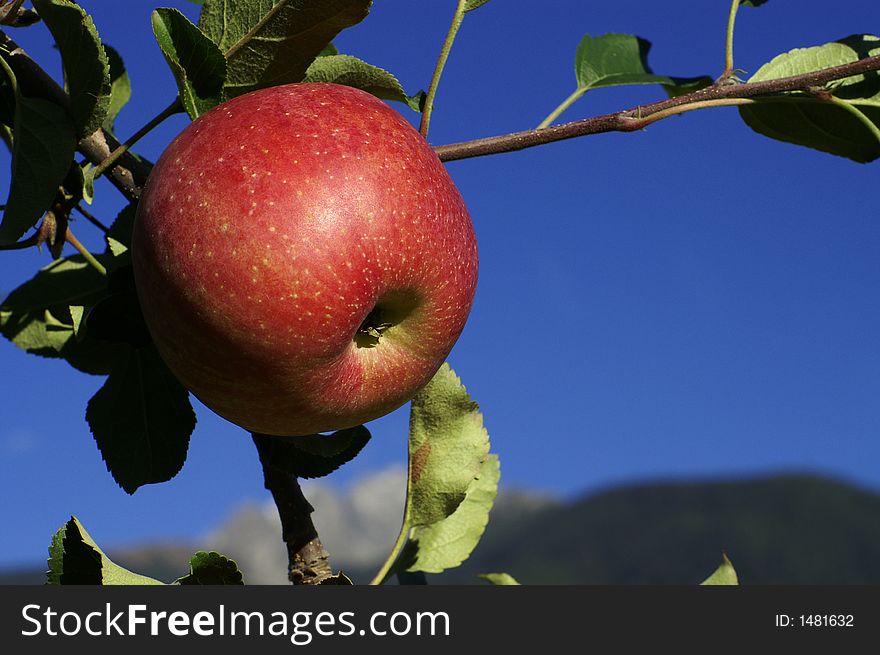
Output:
441,474,880,584
4,473,879,585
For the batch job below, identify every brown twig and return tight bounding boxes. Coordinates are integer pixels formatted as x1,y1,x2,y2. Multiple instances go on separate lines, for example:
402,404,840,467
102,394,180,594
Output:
434,53,880,162
0,30,150,201
252,434,333,585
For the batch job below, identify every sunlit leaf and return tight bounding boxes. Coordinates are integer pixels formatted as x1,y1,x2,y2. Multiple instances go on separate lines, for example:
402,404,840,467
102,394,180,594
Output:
478,572,520,585
48,516,165,585
374,364,497,583
739,35,880,163
575,33,703,92
304,54,424,111
406,454,499,574
701,553,739,585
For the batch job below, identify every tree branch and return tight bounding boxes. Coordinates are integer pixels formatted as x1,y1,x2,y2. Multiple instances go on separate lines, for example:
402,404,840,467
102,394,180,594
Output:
0,30,150,201
252,434,333,585
434,53,880,162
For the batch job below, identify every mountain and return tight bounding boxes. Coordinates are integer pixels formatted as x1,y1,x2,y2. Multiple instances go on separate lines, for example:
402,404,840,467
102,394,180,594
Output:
437,473,880,584
3,472,879,585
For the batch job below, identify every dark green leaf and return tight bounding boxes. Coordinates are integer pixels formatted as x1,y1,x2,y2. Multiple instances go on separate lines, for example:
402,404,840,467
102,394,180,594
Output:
662,75,713,98
0,255,124,374
107,203,137,250
318,42,339,57
478,572,520,585
151,8,227,119
304,55,424,111
175,551,244,585
0,65,14,126
32,0,110,136
47,517,164,585
254,425,371,479
198,0,372,100
739,35,880,163
701,553,739,585
103,45,131,132
740,1,769,7
0,61,76,246
575,33,700,92
84,269,151,346
86,344,196,494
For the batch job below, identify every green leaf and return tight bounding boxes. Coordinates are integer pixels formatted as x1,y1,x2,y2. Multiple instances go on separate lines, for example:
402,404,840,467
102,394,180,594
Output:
405,454,500,574
318,42,339,57
253,426,371,479
151,8,227,119
304,54,424,111
478,572,520,585
374,364,496,583
86,344,196,494
575,33,703,93
0,64,14,127
107,203,137,250
0,60,76,246
662,75,713,99
32,0,110,136
701,553,739,585
198,0,372,100
740,1,769,7
84,267,151,346
0,255,125,374
320,572,354,585
47,516,164,585
739,35,880,163
103,45,131,132
463,0,491,12
175,551,244,585
406,364,491,527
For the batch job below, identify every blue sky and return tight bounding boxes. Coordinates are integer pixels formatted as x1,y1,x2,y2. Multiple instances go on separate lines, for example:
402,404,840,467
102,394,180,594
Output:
1,0,879,568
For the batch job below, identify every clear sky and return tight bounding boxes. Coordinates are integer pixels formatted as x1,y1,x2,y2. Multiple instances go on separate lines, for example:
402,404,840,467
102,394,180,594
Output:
1,0,879,568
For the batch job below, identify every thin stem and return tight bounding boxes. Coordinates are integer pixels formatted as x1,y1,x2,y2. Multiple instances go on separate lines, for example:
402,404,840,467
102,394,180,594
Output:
91,99,181,182
434,53,880,162
537,86,587,129
419,0,469,139
73,204,110,234
829,97,880,146
65,228,106,275
369,511,410,585
722,0,740,80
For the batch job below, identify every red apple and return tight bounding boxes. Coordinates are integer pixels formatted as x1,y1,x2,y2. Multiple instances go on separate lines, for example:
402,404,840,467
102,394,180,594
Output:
132,83,478,436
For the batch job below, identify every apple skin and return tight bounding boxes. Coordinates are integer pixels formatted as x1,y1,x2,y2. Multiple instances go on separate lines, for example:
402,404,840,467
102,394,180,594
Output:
132,83,478,436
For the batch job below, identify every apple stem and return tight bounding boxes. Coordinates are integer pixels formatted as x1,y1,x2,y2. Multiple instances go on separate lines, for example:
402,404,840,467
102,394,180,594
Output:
253,434,334,585
419,0,469,139
721,0,741,83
